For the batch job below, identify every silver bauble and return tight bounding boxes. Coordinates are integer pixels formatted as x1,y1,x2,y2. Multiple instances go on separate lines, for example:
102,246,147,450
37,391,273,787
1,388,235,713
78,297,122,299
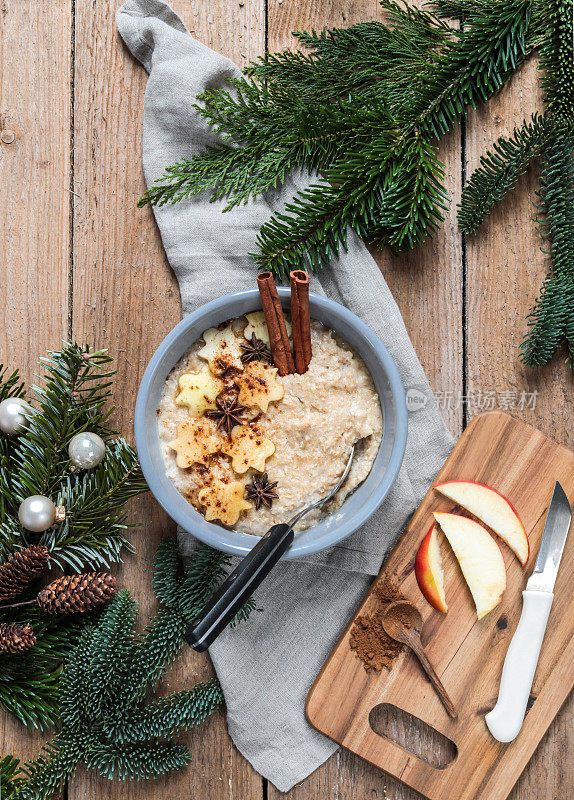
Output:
0,397,30,436
68,432,106,470
18,495,57,532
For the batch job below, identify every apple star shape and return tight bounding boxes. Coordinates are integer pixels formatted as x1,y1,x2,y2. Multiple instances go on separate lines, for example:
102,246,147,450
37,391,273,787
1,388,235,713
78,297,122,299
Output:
244,311,291,346
237,361,284,413
198,326,244,375
224,424,275,474
168,418,227,468
175,365,224,417
198,480,252,526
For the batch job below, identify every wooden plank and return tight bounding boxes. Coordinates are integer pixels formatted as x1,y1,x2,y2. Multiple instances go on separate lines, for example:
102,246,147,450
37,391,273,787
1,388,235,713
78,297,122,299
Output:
0,0,71,382
0,0,72,777
464,56,574,800
307,412,574,800
267,2,462,799
69,1,265,799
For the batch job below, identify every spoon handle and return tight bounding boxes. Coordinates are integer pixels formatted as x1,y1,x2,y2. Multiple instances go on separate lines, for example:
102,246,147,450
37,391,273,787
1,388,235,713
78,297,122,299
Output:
411,641,458,720
184,523,294,652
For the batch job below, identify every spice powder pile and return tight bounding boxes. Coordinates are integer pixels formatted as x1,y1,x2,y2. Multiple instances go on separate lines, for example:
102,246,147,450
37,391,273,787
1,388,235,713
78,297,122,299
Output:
349,575,405,672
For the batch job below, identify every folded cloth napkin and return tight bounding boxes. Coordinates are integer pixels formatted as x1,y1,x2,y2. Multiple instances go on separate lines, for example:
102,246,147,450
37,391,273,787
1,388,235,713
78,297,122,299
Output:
117,0,454,790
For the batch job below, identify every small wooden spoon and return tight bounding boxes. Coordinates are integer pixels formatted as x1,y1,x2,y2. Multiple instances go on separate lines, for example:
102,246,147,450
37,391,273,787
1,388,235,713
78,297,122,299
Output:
382,601,458,720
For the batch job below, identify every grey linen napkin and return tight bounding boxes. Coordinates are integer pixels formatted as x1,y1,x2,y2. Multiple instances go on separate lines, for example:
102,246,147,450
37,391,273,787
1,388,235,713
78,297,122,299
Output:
117,0,454,791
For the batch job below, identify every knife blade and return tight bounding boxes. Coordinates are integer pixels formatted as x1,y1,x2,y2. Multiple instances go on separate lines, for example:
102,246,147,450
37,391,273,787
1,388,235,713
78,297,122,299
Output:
525,482,572,593
485,481,572,743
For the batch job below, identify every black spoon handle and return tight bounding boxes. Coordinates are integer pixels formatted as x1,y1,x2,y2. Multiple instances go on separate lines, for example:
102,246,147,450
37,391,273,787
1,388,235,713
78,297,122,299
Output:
184,523,294,652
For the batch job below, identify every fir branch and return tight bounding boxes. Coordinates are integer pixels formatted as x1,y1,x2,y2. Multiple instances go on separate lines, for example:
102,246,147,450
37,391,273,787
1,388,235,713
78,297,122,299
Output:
0,754,23,798
248,1,451,101
0,345,146,569
10,344,115,503
539,0,574,125
140,0,534,256
458,114,547,234
0,616,84,730
39,438,146,571
139,94,395,211
0,344,148,730
105,680,224,744
9,539,254,799
84,741,190,781
521,126,574,365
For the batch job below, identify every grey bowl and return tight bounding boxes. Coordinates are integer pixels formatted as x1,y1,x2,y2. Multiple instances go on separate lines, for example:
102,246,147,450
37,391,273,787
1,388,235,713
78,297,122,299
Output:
134,289,408,559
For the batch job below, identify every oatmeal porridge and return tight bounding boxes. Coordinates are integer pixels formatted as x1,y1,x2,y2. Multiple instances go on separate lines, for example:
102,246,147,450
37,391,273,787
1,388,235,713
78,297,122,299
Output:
157,313,382,535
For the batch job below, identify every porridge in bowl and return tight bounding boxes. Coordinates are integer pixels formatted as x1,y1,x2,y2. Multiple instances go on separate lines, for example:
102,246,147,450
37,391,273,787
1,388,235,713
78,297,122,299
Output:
157,311,383,536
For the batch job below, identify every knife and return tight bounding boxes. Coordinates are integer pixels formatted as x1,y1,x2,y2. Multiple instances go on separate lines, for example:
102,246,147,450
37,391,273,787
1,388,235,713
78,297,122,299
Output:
485,481,572,743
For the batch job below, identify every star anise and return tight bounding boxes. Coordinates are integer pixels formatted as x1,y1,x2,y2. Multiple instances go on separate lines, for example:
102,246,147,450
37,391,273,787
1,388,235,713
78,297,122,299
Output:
246,473,279,510
205,396,246,434
240,333,273,364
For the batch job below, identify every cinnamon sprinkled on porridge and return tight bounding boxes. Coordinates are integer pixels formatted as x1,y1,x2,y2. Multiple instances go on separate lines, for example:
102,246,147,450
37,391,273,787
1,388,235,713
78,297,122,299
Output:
157,315,382,534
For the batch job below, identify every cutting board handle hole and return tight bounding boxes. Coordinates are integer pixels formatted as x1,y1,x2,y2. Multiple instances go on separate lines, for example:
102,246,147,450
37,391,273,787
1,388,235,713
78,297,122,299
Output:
369,704,457,769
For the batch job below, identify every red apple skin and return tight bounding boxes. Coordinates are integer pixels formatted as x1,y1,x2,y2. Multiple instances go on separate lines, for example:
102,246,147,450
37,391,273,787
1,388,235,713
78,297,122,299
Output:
434,480,529,566
415,524,448,613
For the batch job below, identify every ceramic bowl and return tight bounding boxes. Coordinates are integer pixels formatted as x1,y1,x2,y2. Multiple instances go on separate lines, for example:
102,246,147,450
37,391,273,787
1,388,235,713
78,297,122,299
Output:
134,288,408,559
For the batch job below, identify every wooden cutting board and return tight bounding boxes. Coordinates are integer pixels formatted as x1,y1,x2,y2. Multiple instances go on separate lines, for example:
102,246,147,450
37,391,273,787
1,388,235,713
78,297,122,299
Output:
306,411,574,800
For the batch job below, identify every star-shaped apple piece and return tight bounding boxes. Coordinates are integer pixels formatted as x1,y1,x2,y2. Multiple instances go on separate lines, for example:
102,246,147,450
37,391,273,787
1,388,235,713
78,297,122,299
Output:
169,418,226,468
434,481,528,566
224,424,275,474
175,365,224,417
237,361,284,413
198,326,244,375
244,311,291,346
198,480,252,526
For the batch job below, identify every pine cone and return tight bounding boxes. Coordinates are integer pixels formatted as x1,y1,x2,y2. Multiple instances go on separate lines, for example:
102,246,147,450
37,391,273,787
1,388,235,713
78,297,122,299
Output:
0,545,51,600
37,573,116,615
0,622,37,654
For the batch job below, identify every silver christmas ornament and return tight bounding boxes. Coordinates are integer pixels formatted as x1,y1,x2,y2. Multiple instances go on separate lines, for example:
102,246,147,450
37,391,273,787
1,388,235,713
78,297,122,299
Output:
0,397,30,436
18,495,64,532
68,432,106,470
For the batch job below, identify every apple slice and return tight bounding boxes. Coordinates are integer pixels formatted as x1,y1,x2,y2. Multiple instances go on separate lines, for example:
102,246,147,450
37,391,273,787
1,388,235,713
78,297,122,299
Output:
433,512,506,620
415,524,448,613
434,481,528,566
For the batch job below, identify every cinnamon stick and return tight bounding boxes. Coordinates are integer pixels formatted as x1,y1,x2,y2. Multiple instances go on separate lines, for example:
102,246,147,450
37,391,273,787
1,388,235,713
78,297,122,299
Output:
256,272,295,376
290,270,312,374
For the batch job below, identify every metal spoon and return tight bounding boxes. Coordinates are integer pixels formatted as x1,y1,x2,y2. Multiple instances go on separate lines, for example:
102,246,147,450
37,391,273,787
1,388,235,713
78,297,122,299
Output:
185,445,356,652
382,601,458,719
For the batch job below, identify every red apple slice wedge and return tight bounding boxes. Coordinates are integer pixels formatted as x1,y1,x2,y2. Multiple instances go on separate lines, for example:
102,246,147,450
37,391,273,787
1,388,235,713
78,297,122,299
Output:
434,481,528,566
415,524,448,613
433,512,506,620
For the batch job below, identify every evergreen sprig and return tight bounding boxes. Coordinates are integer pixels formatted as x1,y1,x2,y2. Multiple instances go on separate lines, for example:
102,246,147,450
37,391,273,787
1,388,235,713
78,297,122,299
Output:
521,125,574,365
0,344,147,570
0,615,84,730
458,114,548,234
140,0,534,273
6,539,252,800
459,0,573,365
1,754,23,797
139,0,572,367
0,345,148,730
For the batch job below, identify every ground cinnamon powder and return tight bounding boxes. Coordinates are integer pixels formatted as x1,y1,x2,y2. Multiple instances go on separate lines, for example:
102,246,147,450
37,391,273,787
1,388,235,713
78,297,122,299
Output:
349,574,404,672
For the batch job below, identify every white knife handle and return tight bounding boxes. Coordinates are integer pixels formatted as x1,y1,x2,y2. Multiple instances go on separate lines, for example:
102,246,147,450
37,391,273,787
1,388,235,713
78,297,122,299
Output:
485,590,553,743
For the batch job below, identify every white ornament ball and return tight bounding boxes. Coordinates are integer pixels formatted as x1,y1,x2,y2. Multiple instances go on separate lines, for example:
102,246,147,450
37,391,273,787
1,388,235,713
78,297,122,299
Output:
68,432,106,470
18,495,57,532
0,397,30,436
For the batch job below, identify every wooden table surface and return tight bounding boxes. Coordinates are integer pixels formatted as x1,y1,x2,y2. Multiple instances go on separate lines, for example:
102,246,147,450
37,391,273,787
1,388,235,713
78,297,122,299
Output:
0,1,572,799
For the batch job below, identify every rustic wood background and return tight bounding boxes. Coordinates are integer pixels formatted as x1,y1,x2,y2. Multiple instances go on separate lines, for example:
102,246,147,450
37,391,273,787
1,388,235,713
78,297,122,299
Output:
0,1,572,799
